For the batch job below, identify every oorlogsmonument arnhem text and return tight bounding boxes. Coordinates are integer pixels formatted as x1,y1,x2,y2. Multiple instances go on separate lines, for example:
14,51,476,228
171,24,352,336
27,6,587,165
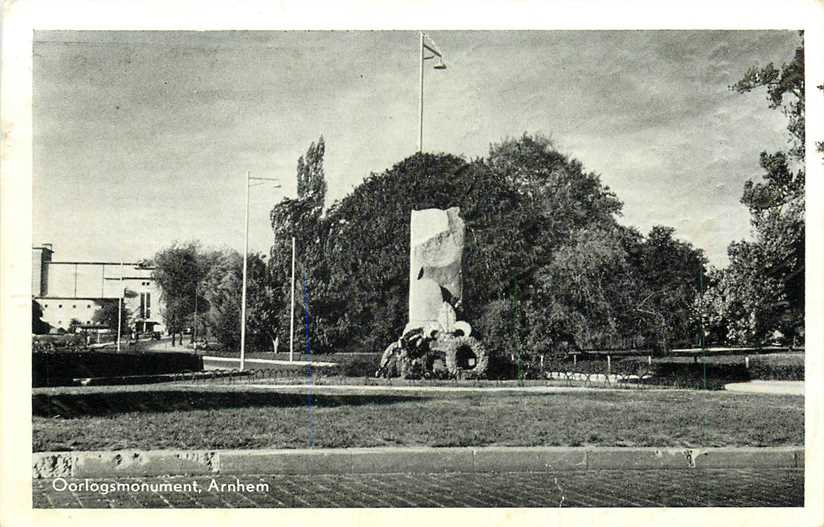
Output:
377,207,488,379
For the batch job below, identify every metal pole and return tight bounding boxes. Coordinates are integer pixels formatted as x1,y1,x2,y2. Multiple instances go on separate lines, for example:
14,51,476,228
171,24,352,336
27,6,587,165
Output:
240,171,250,371
117,260,123,352
289,236,296,362
418,31,424,153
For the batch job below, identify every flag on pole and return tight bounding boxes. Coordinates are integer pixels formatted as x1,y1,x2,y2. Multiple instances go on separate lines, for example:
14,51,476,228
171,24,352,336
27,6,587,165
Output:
422,33,447,69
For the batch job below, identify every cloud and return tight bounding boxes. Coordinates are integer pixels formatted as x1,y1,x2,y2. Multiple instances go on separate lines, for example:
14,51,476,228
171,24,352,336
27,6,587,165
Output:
34,30,798,265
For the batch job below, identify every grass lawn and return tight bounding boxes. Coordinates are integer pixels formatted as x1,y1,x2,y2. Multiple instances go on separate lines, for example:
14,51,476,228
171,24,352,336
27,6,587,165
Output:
32,384,803,452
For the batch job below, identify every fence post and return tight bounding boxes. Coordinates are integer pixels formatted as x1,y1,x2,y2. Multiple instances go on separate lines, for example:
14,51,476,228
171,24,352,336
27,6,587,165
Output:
607,354,611,376
573,354,577,366
647,355,652,365
745,356,750,369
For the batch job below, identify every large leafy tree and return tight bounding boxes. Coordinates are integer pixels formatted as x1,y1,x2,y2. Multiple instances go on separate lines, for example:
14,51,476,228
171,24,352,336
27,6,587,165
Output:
709,34,806,345
525,225,638,353
202,250,281,352
731,34,804,160
267,133,709,356
633,226,707,349
92,300,130,335
269,136,330,352
32,301,51,335
152,241,211,345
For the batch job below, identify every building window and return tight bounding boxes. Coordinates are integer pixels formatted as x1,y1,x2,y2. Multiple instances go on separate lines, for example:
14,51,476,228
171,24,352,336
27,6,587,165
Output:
73,304,77,309
87,304,91,309
58,304,62,309
44,304,48,308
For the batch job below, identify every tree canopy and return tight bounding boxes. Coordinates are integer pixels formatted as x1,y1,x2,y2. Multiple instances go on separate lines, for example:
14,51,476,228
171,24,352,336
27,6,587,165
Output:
706,33,806,346
266,133,707,356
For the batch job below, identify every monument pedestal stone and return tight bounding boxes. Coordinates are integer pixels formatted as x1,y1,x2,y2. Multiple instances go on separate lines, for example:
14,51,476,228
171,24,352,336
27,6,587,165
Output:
377,206,487,379
408,207,464,331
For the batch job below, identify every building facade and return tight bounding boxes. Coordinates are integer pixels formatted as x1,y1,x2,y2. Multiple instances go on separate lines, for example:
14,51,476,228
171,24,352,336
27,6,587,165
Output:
32,244,166,334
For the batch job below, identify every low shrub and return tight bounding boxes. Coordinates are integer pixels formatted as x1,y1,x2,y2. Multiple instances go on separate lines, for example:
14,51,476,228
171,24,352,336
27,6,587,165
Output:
647,362,750,390
32,352,203,387
32,334,86,352
749,354,804,381
336,354,381,377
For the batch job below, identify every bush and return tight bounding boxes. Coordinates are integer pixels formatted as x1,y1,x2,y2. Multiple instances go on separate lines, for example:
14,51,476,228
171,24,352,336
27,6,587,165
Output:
337,355,381,377
475,299,529,359
32,334,86,352
749,354,804,381
32,352,203,387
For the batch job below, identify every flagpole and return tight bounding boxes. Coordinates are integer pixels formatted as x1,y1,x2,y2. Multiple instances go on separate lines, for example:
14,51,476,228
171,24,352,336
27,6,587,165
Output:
289,236,296,362
418,31,424,153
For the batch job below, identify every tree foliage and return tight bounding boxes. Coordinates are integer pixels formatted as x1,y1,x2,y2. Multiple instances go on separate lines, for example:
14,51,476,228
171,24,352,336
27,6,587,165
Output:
268,134,707,355
730,35,804,160
152,241,210,342
709,33,806,345
92,300,130,334
32,301,51,335
203,250,281,352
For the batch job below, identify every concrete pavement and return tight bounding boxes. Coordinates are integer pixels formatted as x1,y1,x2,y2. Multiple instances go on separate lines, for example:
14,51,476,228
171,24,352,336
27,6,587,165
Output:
724,380,804,396
33,468,804,508
203,356,338,368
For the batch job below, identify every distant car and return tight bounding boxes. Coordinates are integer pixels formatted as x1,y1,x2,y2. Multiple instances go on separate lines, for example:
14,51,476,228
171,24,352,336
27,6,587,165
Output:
150,331,161,341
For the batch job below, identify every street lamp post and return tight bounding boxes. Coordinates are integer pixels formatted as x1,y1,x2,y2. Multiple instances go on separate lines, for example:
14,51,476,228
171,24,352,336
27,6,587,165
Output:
417,31,447,153
193,282,198,346
240,172,281,371
289,236,296,362
117,260,123,352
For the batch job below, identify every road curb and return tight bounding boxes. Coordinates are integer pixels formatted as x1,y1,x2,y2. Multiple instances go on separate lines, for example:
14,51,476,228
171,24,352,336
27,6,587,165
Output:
32,446,803,479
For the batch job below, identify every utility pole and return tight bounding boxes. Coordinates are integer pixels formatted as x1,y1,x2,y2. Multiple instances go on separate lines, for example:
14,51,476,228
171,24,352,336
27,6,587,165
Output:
117,260,123,352
290,236,296,362
241,172,281,371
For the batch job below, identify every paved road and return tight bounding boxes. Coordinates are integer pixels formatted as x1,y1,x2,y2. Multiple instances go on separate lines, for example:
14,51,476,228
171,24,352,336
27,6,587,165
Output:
725,380,804,396
203,356,337,369
34,468,803,508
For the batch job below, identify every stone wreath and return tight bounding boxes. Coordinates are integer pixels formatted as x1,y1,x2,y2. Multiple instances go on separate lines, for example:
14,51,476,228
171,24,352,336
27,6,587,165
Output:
441,335,489,379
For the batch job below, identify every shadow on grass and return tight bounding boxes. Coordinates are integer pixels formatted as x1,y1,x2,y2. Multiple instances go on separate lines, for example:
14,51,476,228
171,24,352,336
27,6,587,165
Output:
33,390,424,418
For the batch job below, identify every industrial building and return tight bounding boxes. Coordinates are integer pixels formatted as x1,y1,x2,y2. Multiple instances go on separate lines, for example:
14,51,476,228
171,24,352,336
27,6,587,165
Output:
32,244,165,334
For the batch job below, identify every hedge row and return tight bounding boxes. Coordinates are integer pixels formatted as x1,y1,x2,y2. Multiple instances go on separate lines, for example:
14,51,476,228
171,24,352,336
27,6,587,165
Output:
748,354,805,381
32,352,203,387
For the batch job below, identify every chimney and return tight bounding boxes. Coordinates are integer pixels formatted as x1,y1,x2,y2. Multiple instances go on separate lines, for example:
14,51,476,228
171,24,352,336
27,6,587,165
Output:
32,243,53,297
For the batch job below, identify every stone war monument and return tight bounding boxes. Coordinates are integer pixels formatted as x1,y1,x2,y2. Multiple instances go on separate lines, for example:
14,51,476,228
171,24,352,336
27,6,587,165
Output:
376,207,489,379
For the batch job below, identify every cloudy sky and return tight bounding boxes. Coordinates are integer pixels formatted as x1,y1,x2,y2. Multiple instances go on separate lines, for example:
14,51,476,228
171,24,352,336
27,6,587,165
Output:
33,30,797,266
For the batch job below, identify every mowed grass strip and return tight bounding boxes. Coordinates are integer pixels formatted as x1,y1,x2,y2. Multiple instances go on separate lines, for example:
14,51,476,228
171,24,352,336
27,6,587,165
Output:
32,385,803,452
